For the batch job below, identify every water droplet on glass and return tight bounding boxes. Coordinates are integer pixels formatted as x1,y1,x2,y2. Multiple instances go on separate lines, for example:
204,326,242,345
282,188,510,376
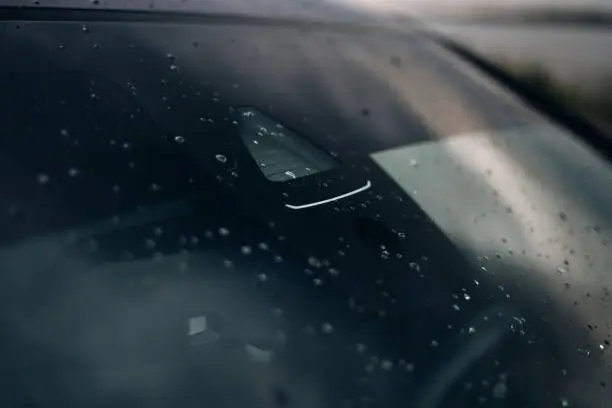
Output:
218,227,230,237
241,245,252,255
430,340,439,347
271,307,283,318
493,381,508,399
145,238,156,250
410,159,418,168
356,343,367,353
189,235,200,246
381,249,390,260
37,173,50,184
328,267,340,276
81,25,89,33
223,259,234,268
258,242,269,251
313,278,323,286
308,256,322,268
67,167,79,177
381,359,393,371
150,182,161,192
87,239,99,252
409,262,420,271
321,322,334,334
215,154,227,163
174,135,185,143
257,273,268,282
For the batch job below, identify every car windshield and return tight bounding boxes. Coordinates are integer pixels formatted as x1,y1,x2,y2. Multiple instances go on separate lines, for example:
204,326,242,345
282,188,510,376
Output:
1,5,612,408
0,0,397,23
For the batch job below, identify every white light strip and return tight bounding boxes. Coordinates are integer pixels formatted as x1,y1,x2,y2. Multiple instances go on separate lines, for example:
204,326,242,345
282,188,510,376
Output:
284,180,372,210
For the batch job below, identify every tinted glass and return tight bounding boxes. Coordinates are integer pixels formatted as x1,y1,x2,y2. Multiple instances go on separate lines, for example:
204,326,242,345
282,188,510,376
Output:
1,12,611,408
236,107,338,182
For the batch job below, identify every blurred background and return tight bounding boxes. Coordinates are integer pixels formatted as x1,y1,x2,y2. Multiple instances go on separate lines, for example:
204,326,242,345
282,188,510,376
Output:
415,0,612,132
348,0,612,132
350,0,612,131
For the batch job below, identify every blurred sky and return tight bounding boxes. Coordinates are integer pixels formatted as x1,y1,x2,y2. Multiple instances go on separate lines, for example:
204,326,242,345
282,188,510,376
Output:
391,0,612,7
334,0,612,12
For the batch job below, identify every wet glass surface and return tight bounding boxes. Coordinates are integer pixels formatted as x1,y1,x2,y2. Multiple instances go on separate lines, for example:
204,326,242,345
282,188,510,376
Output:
0,13,611,408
